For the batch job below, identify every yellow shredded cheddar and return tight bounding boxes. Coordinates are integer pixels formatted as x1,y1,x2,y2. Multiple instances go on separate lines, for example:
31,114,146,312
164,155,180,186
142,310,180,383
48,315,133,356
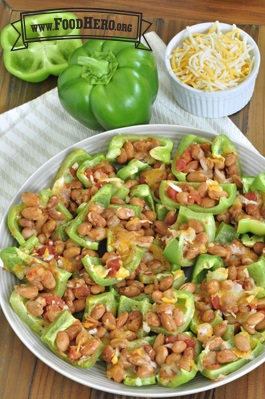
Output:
170,21,255,91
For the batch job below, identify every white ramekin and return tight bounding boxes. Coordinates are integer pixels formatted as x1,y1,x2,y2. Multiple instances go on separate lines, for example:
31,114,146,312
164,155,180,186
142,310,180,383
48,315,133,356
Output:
165,22,260,118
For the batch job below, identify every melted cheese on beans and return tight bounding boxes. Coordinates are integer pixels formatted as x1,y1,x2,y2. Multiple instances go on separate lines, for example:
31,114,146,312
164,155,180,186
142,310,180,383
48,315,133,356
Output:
170,22,254,91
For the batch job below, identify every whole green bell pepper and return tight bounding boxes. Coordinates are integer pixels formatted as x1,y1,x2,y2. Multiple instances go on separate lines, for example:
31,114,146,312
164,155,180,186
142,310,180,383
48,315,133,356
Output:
41,310,103,368
57,40,158,130
159,181,237,215
1,12,82,82
106,134,173,164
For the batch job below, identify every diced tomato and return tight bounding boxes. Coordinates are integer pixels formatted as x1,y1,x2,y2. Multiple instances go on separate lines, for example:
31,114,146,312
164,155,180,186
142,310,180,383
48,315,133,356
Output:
45,294,65,308
85,167,93,180
243,192,257,202
107,257,121,277
175,149,192,171
167,186,178,202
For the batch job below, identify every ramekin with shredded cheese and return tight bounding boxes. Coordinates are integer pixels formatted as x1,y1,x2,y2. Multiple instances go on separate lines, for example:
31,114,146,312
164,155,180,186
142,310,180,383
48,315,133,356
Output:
165,22,260,118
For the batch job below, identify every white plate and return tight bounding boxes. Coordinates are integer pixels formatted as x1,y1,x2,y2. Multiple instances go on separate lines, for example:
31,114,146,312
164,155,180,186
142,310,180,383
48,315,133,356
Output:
1,124,265,397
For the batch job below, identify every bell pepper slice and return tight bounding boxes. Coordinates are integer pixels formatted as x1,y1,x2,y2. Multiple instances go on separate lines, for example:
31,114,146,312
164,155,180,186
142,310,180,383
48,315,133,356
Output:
242,176,256,193
41,310,103,368
0,246,71,297
240,233,265,248
172,134,212,181
159,180,237,215
237,218,265,235
67,184,113,250
9,290,47,336
146,290,195,335
191,254,224,284
247,257,265,289
138,269,186,290
105,336,157,386
76,153,106,188
7,203,28,246
130,184,155,211
197,336,264,380
82,241,144,286
163,206,216,267
58,41,158,130
248,172,265,192
1,12,83,82
52,149,91,191
118,295,153,338
215,222,239,245
106,134,174,165
116,159,150,181
84,292,117,318
211,134,242,176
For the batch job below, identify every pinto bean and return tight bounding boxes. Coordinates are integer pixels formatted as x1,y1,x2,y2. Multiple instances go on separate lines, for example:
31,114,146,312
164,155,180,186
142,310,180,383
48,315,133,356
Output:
186,171,207,182
56,331,70,352
21,192,40,207
21,206,42,220
234,334,251,352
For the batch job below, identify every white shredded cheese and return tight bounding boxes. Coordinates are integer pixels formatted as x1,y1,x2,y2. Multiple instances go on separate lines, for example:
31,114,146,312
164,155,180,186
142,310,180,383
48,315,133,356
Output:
170,21,254,91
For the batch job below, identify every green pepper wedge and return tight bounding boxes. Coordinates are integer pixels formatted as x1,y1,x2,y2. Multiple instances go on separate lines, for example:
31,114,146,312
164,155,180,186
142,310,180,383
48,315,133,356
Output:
171,134,212,181
159,180,237,215
52,149,91,192
157,333,200,388
41,310,103,368
211,134,242,176
197,334,264,380
163,206,216,267
237,218,265,235
76,153,106,188
106,134,174,164
9,290,47,336
67,184,114,250
215,222,239,245
82,244,144,286
130,183,155,211
116,159,150,181
58,41,158,130
0,246,71,297
146,290,195,335
1,12,83,82
191,254,224,284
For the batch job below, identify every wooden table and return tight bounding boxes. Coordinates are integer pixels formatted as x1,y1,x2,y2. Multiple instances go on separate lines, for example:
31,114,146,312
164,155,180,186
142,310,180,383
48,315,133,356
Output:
1,1,265,398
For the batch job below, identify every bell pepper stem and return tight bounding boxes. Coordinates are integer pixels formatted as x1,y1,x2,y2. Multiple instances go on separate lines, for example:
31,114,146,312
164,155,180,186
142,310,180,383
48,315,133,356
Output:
77,51,118,84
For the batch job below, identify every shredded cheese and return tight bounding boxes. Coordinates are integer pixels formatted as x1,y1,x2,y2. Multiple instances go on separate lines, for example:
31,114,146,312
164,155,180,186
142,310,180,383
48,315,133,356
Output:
170,21,254,91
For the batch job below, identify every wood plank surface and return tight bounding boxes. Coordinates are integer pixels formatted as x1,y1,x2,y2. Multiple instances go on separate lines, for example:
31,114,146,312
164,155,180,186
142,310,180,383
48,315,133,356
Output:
1,1,265,399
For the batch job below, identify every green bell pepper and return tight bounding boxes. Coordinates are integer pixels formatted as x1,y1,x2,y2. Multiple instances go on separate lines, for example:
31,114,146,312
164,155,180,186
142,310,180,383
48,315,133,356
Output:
82,245,144,286
172,134,212,181
159,180,237,215
237,218,265,235
146,290,195,335
138,269,186,290
248,172,265,192
106,134,173,164
57,40,158,130
67,184,113,250
41,310,103,368
157,332,200,388
1,12,82,82
247,256,265,289
0,246,71,297
163,206,216,267
241,233,265,248
52,149,91,192
211,134,242,176
191,254,224,284
9,290,47,336
116,159,150,181
197,334,264,380
84,292,117,318
7,203,28,246
130,184,155,211
215,222,239,245
118,295,153,338
76,153,106,188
